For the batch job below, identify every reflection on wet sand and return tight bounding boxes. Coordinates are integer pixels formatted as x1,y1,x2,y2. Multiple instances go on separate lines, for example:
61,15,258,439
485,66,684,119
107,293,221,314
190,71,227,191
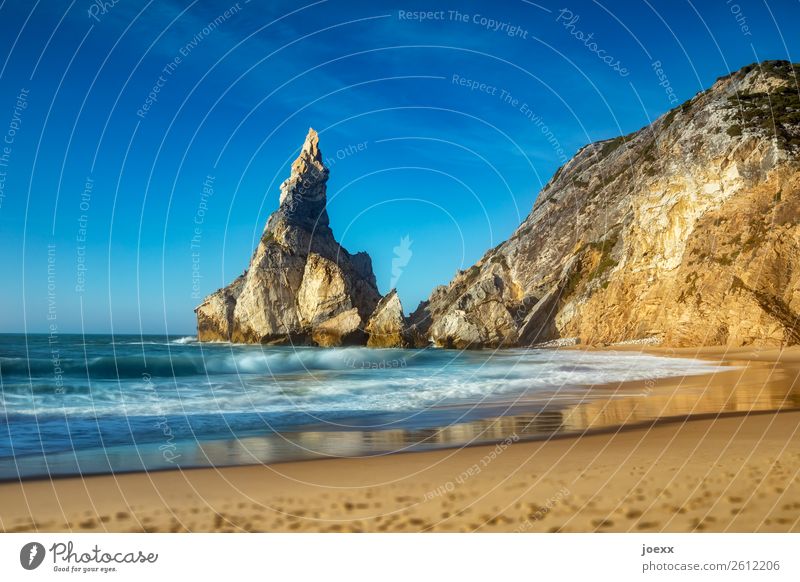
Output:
189,357,800,467
564,360,800,431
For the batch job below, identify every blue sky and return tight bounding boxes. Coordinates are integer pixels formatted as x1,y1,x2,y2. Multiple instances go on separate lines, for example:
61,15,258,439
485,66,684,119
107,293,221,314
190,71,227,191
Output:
1,0,798,334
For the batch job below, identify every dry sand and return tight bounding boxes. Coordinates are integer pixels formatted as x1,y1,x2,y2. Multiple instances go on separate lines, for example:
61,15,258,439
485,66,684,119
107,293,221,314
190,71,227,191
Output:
1,346,799,533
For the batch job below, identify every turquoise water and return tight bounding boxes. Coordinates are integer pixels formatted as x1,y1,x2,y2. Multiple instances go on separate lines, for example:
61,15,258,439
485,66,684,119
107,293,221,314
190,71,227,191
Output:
0,334,724,479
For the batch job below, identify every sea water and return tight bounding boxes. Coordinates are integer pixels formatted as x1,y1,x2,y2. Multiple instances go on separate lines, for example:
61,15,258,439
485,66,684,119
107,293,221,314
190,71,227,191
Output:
0,334,726,478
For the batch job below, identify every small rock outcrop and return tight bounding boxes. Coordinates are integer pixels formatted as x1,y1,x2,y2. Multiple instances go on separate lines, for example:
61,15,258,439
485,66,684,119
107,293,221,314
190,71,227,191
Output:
195,128,381,345
366,290,410,347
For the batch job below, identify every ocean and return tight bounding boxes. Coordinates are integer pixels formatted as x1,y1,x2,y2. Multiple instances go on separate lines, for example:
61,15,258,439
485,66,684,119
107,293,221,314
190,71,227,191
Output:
0,334,731,479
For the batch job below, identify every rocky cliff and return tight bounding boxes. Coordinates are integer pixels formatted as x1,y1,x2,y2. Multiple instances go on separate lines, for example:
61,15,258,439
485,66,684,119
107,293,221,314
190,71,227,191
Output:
418,60,800,348
195,129,382,345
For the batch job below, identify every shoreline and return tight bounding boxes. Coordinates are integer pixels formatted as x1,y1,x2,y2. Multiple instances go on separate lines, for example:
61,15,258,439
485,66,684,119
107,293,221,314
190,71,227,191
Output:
4,405,796,487
0,346,768,482
1,409,798,533
1,344,798,532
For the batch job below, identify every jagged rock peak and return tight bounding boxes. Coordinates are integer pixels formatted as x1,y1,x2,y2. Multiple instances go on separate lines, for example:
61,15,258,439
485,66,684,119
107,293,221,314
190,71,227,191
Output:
285,128,326,194
196,128,381,345
299,127,323,164
272,127,331,233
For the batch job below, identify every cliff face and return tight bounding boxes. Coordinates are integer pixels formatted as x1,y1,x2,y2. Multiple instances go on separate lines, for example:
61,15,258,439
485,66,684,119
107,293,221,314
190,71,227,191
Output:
419,61,800,348
195,129,382,345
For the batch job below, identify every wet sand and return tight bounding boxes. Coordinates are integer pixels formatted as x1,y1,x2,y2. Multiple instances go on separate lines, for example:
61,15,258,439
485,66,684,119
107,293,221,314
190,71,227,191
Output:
1,346,799,533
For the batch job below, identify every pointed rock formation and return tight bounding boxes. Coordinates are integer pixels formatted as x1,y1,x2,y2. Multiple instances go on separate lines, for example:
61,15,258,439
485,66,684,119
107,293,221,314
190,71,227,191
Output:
195,128,381,345
366,289,410,347
423,60,800,348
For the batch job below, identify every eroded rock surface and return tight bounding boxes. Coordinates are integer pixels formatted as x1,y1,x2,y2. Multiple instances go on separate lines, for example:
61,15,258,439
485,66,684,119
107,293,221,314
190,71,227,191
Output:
423,61,800,348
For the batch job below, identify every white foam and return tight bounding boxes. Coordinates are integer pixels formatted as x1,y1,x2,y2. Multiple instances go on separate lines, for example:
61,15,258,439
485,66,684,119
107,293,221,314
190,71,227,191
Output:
2,347,729,418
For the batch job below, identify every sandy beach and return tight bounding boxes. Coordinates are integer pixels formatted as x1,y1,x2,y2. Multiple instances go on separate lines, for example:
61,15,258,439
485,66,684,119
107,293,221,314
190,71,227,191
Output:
1,346,799,533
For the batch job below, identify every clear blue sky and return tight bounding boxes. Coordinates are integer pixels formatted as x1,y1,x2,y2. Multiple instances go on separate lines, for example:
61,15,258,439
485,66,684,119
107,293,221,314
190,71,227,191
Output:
1,0,798,334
